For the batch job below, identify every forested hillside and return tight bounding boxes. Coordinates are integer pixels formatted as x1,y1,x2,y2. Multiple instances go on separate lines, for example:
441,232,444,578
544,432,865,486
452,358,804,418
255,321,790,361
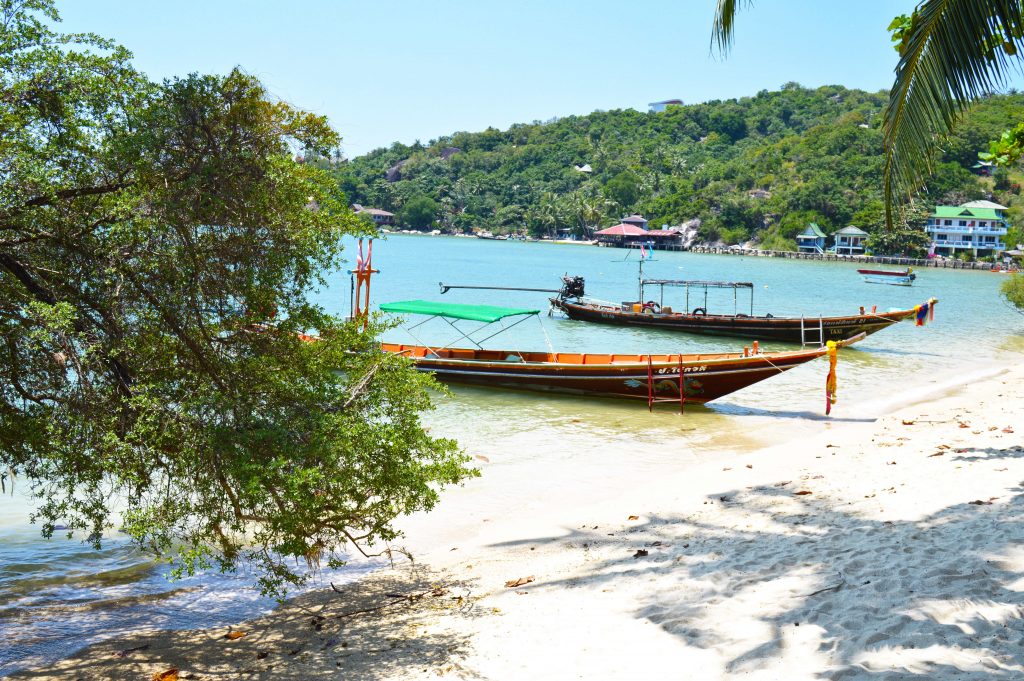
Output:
328,84,1024,251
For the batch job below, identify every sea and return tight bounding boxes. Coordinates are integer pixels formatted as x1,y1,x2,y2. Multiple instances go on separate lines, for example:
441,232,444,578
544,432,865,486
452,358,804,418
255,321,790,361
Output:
2,233,1022,675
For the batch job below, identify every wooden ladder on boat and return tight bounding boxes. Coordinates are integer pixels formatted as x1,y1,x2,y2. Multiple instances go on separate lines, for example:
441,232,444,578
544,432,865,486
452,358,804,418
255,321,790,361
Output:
800,316,825,347
647,356,686,413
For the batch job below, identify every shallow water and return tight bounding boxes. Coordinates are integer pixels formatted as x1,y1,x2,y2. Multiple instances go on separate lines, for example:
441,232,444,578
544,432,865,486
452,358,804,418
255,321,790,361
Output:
2,234,1021,675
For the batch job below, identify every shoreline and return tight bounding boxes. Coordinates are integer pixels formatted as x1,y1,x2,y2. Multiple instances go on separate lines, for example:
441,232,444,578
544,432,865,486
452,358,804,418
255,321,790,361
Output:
12,360,1024,680
382,232,1011,272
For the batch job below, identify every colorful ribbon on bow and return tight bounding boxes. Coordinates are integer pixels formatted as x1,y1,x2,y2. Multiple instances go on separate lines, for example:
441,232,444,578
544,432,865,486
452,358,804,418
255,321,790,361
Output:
914,298,938,327
825,340,838,416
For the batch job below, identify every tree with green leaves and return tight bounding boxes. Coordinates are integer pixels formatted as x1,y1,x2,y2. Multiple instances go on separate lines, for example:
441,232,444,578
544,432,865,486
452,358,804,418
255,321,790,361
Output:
604,171,640,211
1002,273,1024,310
400,195,440,230
866,201,932,256
0,0,473,595
713,0,1024,224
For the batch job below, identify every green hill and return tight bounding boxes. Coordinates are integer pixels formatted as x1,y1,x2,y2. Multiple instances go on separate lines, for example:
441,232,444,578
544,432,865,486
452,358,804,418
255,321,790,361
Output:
329,84,1024,251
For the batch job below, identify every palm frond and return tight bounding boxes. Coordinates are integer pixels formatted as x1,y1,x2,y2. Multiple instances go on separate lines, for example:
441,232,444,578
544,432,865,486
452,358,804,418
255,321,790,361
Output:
711,0,754,55
884,0,1024,225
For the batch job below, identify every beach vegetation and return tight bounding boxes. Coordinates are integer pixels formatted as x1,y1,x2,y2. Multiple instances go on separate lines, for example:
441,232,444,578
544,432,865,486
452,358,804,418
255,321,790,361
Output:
1002,273,1024,311
400,194,440,230
0,0,474,596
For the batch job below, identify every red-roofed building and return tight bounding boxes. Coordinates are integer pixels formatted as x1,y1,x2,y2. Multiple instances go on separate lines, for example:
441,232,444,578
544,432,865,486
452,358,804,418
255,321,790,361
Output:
594,223,649,236
595,223,649,247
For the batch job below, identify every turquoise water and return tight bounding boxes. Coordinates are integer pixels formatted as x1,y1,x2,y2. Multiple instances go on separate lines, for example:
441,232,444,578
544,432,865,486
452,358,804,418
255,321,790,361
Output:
2,234,1022,675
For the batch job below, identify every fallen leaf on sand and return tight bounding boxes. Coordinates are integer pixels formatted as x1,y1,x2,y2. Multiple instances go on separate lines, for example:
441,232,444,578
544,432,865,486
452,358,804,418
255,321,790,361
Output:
901,420,915,426
627,515,639,520
153,670,179,681
504,576,535,588
1003,427,1015,434
633,549,649,558
826,444,839,448
937,444,950,450
989,426,999,431
746,464,753,469
224,631,246,640
794,490,812,496
958,422,970,428
474,454,490,463
887,461,898,465
928,452,944,457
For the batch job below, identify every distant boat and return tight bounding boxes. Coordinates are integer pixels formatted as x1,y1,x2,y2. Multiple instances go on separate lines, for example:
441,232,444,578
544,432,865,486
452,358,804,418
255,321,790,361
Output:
857,267,916,286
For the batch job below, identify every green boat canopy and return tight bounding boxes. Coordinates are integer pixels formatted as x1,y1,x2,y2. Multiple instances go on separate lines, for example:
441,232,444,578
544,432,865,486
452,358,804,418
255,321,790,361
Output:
380,300,540,323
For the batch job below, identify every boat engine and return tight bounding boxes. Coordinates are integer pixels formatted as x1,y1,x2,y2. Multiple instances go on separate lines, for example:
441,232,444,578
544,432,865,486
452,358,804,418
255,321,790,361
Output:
559,275,586,300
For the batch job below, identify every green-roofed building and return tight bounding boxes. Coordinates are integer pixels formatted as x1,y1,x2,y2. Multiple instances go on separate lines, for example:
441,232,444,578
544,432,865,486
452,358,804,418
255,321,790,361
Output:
796,222,827,254
927,201,1008,258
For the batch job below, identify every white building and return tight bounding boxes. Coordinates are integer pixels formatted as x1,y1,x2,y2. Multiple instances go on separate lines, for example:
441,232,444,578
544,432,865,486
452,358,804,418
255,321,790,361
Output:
926,201,1008,258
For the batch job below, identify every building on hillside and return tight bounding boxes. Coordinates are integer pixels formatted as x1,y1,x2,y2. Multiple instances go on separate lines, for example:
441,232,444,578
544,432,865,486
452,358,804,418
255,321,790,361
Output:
352,204,395,227
926,201,1008,258
795,222,827,254
831,225,869,255
648,99,684,113
620,214,649,230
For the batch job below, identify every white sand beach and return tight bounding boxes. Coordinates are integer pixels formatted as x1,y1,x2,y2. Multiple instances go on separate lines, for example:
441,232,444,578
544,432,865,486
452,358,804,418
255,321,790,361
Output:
10,363,1024,680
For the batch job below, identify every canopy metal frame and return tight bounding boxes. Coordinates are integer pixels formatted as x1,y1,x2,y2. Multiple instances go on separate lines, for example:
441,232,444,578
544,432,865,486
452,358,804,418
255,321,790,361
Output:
640,279,755,316
399,311,538,354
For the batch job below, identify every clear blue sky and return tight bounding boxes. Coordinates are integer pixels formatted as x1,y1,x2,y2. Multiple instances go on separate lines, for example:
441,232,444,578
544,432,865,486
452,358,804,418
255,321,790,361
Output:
60,1,926,158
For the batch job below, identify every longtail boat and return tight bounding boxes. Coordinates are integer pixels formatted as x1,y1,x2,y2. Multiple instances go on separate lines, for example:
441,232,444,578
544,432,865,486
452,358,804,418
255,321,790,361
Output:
442,275,937,345
549,277,936,344
857,267,916,286
380,300,861,410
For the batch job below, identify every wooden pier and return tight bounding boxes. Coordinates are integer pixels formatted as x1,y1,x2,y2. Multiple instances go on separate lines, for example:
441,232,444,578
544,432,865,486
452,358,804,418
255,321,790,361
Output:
665,244,996,270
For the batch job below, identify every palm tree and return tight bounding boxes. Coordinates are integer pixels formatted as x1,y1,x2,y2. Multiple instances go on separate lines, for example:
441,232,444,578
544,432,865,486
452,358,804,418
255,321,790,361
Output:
712,0,1024,224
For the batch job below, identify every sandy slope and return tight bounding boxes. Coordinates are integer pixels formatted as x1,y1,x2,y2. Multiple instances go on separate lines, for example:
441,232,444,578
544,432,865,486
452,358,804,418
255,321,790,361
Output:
11,365,1024,680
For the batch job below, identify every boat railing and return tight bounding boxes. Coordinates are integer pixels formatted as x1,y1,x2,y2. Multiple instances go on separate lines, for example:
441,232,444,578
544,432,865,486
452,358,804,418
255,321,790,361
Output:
640,279,755,316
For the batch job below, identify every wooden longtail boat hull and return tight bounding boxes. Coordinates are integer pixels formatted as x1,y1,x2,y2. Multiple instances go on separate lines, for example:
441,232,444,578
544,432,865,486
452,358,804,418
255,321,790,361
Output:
550,298,924,343
381,340,855,403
